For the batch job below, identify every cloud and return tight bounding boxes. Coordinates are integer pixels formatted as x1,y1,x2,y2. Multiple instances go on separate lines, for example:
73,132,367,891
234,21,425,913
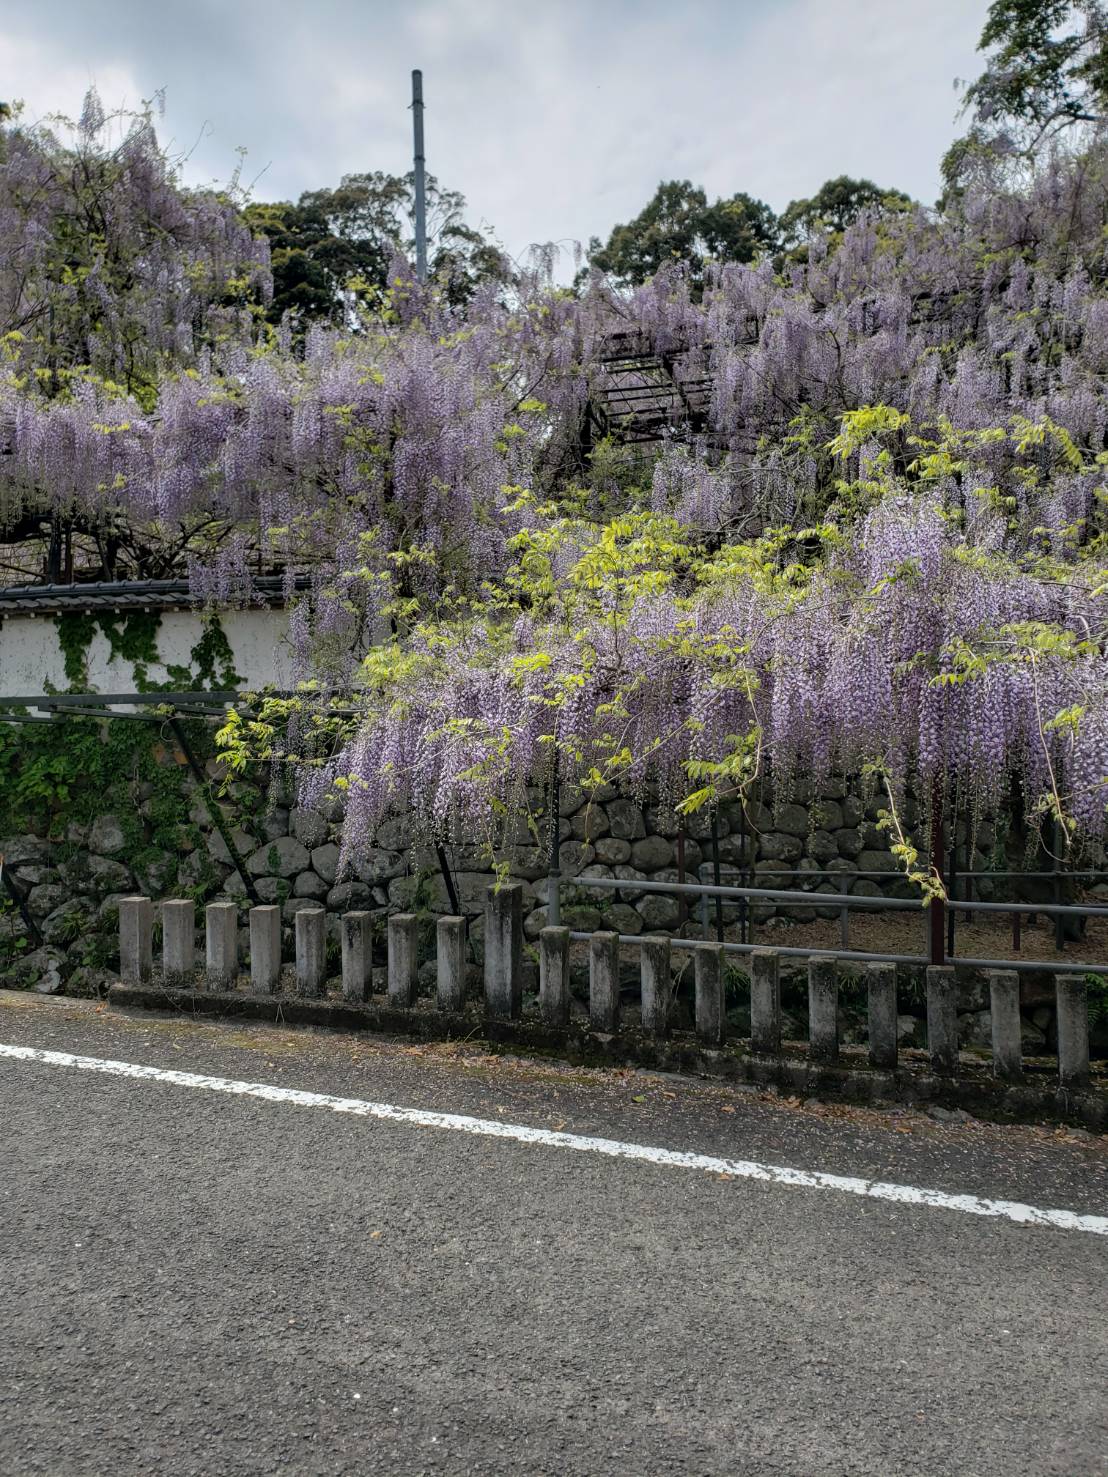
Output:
0,28,143,129
1,0,988,268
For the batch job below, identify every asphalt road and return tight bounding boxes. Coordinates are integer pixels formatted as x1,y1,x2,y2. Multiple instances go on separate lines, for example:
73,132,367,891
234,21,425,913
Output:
0,990,1105,1477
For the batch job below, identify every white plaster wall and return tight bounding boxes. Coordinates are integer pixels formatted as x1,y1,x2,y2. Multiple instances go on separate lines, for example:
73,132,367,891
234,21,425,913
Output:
0,607,294,702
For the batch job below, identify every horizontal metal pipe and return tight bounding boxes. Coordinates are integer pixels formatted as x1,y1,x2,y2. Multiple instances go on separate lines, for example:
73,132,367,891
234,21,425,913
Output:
566,931,926,965
26,710,163,723
0,692,363,718
944,954,1107,975
0,710,216,726
0,691,239,707
569,874,920,910
939,896,1108,918
568,873,1108,918
737,867,1108,881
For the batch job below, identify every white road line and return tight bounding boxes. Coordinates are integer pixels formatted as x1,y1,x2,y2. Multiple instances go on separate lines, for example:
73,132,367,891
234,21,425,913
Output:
2,1040,1105,1235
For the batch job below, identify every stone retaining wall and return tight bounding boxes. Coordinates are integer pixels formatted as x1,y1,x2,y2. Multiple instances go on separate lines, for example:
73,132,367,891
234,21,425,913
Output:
0,773,951,954
0,760,1096,1056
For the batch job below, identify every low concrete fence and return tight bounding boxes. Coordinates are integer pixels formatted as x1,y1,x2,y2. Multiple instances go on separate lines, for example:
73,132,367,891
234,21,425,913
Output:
115,883,1101,1113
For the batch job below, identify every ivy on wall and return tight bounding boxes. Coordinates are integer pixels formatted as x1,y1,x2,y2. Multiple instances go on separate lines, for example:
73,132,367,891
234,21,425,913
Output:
166,617,244,691
0,713,203,838
0,609,248,936
53,610,244,693
0,713,215,975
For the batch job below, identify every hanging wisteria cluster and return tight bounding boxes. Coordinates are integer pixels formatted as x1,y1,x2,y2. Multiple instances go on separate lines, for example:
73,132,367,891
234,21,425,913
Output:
0,93,270,394
4,95,1108,855
294,479,1108,870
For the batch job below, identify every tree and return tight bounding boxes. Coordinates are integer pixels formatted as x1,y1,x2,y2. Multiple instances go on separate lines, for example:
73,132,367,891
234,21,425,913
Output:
245,171,508,325
0,89,268,401
588,179,778,288
944,0,1108,185
242,196,382,325
0,88,270,581
777,176,913,249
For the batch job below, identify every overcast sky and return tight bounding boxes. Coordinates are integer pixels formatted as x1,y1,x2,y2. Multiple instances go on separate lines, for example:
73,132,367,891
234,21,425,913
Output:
4,0,989,268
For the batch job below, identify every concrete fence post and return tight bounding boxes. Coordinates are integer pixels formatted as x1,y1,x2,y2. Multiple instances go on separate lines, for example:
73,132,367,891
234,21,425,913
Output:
808,954,839,1065
926,965,958,1075
118,896,153,984
206,902,238,988
161,899,195,985
295,908,326,998
436,916,467,1012
538,926,570,1026
640,935,671,1038
249,905,282,995
1056,975,1091,1091
987,969,1023,1082
694,943,726,1048
342,912,374,1004
750,948,781,1055
866,960,898,1070
484,883,523,1019
589,931,620,1033
388,913,418,1008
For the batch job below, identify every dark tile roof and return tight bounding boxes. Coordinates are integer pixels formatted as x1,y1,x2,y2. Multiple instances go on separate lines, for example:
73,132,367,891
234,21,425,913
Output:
0,576,305,615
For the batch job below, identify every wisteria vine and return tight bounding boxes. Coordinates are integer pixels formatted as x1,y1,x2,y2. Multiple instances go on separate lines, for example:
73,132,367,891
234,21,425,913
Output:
4,96,1108,861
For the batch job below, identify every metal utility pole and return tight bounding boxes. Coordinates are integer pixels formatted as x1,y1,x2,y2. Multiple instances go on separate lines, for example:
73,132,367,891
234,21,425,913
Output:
411,69,428,282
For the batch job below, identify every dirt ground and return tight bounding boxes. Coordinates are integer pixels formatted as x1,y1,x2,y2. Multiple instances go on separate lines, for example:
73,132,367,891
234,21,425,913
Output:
761,905,1108,968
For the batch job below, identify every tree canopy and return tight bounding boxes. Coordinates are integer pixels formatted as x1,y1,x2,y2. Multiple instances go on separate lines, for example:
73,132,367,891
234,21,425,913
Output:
245,171,508,324
587,179,778,287
777,176,913,248
945,0,1108,185
0,91,268,404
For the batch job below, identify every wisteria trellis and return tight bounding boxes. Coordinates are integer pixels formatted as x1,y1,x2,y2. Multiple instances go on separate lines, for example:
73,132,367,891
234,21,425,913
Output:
3,96,1108,866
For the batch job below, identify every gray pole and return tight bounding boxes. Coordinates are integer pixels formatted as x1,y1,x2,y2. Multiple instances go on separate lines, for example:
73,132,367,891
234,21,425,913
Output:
411,69,428,282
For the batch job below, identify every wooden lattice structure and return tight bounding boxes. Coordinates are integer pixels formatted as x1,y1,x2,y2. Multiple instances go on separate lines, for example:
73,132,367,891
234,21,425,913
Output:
583,330,716,449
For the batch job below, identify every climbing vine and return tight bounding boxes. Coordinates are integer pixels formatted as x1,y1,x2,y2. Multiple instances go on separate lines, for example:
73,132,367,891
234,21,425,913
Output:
0,715,202,839
3,610,246,868
0,606,255,976
0,714,222,972
166,616,244,691
53,610,241,692
55,610,165,690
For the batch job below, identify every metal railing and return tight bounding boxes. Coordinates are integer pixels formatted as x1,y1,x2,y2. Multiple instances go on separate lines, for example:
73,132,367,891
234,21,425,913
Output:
556,874,1108,975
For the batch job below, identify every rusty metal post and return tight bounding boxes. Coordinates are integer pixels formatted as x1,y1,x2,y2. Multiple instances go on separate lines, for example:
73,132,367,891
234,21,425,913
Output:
930,776,947,967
